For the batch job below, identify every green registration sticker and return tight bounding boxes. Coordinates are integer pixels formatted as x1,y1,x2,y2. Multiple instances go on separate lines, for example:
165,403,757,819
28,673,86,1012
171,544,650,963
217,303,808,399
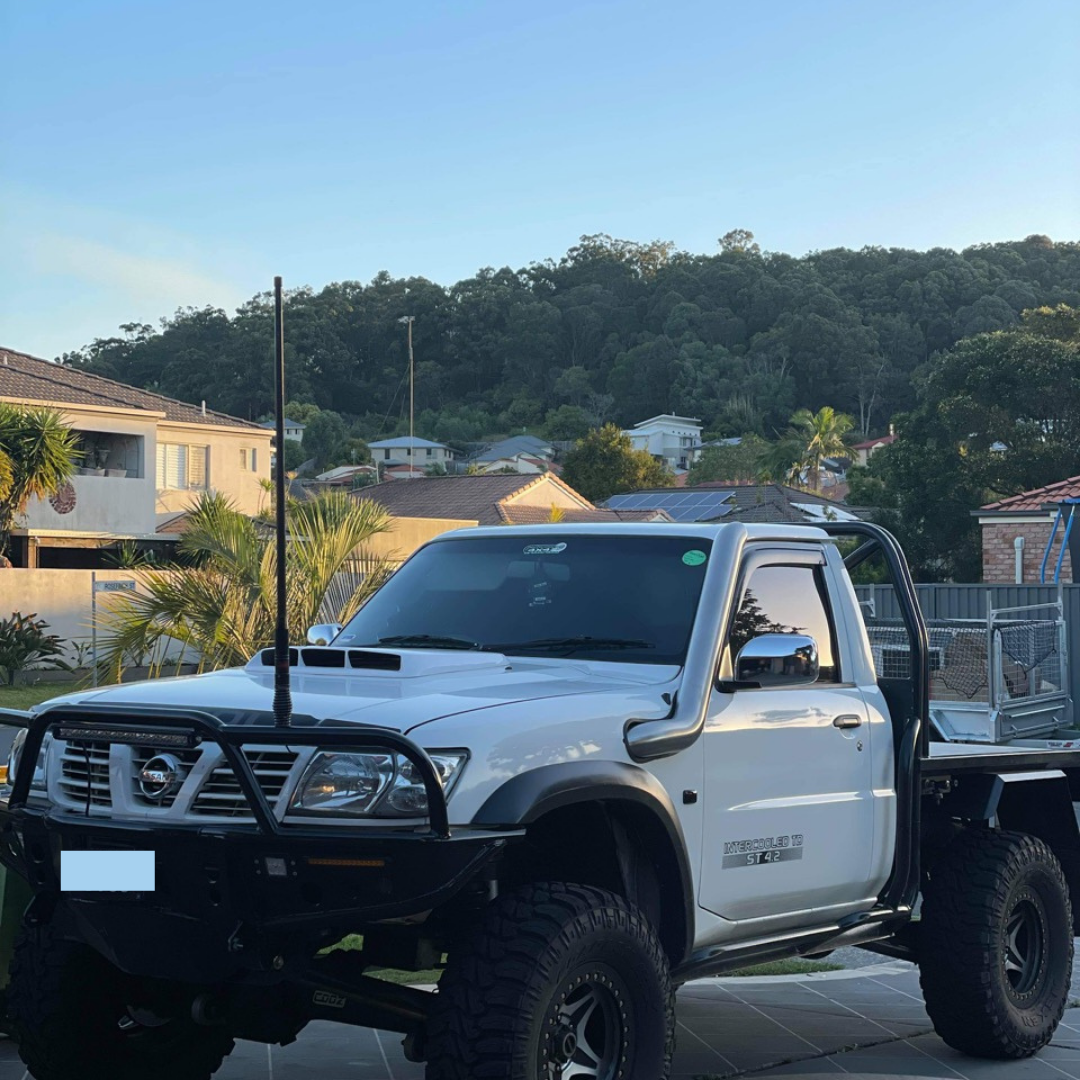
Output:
682,549,707,567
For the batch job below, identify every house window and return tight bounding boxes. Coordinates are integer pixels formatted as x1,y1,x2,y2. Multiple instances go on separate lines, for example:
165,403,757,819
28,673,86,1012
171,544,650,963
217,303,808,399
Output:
384,450,391,461
157,443,208,490
239,448,257,471
426,447,433,458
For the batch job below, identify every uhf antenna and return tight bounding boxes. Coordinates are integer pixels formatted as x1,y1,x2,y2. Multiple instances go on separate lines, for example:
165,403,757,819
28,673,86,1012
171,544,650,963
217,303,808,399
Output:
272,276,292,727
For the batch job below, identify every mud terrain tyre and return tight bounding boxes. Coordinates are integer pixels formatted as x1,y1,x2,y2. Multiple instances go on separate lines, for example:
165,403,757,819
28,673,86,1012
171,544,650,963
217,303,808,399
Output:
426,882,675,1079
8,925,234,1080
920,829,1072,1059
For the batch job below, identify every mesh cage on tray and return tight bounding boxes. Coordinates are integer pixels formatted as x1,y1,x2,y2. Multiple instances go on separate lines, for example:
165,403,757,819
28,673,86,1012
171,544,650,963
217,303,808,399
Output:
994,619,1063,701
865,621,989,701
864,617,1064,704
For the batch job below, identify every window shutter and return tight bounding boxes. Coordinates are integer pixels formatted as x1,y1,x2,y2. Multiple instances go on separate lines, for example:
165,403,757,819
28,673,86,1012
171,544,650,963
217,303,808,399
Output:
189,447,207,489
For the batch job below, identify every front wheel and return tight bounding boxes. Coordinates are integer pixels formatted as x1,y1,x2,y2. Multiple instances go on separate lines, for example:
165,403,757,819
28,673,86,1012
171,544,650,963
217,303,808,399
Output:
426,882,675,1079
8,925,235,1080
920,829,1073,1059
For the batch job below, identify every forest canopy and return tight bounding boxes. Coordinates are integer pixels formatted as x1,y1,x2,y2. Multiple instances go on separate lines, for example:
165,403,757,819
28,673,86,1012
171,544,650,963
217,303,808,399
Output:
60,234,1080,448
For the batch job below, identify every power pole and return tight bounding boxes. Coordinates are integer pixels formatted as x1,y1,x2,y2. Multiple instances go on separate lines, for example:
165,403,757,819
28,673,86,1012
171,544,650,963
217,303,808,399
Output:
399,315,416,471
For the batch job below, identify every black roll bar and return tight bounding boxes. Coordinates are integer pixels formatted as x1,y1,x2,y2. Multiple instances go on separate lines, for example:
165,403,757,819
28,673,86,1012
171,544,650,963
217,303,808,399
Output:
7,705,451,840
822,521,928,912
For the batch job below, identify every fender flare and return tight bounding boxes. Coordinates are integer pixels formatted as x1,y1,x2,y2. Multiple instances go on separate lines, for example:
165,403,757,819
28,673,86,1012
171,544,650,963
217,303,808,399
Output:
473,760,695,962
940,768,1080,934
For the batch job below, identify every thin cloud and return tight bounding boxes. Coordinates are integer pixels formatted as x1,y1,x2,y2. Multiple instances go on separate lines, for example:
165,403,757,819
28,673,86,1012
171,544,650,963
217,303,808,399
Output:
28,233,242,312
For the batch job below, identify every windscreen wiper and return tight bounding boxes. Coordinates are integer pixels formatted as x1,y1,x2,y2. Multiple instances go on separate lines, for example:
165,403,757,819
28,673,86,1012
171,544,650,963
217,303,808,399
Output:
370,634,484,650
492,636,655,654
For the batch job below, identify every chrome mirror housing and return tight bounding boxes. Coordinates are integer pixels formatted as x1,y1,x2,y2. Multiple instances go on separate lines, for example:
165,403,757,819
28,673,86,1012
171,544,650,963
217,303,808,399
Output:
734,633,819,688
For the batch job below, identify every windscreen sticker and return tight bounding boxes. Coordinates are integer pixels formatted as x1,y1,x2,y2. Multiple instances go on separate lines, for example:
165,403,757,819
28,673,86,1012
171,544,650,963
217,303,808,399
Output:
523,543,567,556
722,834,804,869
682,549,707,567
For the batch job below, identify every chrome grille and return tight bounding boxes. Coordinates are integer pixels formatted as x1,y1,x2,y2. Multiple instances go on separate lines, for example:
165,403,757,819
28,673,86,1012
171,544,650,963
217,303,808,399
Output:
59,741,112,807
190,750,299,818
130,746,202,808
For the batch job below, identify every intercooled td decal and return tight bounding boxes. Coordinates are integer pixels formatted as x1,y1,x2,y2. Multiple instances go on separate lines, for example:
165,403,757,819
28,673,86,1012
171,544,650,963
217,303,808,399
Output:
722,834,804,869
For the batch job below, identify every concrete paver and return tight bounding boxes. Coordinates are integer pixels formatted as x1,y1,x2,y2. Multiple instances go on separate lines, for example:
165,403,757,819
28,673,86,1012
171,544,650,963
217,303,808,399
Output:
0,962,1077,1079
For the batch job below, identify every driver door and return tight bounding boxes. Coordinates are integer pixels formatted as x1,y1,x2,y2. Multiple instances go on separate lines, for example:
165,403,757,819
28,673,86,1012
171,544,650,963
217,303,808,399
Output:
698,547,877,923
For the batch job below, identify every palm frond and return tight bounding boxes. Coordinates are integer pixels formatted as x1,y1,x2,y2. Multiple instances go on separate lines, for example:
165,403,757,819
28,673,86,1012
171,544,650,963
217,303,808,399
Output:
94,488,395,677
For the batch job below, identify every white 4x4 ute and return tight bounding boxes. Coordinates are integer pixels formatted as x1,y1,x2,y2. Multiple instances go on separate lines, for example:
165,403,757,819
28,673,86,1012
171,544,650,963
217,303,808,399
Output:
3,521,1080,1080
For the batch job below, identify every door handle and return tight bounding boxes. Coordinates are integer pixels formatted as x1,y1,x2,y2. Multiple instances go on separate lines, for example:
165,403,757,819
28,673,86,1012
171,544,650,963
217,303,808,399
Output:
832,714,863,730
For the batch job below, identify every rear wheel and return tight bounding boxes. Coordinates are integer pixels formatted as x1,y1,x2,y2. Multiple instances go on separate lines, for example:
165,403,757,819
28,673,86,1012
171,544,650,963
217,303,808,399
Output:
426,881,675,1079
8,925,234,1080
920,829,1072,1059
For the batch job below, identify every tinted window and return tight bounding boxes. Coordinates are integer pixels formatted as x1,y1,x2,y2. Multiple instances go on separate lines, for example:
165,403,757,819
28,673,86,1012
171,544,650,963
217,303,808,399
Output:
728,564,839,681
336,534,713,665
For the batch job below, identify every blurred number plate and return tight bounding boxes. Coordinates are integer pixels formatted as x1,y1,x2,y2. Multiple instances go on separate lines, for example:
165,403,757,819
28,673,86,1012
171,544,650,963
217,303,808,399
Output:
61,850,155,891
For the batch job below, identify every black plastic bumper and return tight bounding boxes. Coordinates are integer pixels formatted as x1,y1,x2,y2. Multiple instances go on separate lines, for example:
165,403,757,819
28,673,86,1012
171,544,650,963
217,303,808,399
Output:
0,705,519,984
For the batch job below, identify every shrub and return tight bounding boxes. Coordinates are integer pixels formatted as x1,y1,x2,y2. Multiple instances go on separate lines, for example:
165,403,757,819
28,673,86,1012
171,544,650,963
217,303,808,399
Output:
0,612,70,686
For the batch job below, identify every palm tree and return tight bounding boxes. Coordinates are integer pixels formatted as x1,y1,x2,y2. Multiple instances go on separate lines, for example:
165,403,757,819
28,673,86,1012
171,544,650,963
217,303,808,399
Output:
0,404,80,561
787,407,854,491
755,435,806,486
94,489,395,678
0,448,13,504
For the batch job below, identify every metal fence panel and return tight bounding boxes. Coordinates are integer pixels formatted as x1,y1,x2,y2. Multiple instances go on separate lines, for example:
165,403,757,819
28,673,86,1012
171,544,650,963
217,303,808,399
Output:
854,584,1080,716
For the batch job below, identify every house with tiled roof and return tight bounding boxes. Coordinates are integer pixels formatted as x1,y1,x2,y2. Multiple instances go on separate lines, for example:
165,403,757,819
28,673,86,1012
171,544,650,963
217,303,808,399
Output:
851,432,897,467
0,346,272,567
976,476,1080,583
257,418,305,442
470,434,556,475
368,435,457,472
351,474,668,563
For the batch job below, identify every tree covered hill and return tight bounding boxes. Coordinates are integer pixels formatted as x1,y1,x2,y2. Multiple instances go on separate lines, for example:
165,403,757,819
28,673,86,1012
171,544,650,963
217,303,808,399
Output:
61,232,1080,444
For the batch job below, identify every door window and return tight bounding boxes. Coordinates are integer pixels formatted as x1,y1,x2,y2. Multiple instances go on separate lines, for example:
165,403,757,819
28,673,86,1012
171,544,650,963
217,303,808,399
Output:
729,564,839,681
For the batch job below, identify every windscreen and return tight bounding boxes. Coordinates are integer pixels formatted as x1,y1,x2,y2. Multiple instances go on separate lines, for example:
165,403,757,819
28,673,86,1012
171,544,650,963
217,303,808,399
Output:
335,534,713,665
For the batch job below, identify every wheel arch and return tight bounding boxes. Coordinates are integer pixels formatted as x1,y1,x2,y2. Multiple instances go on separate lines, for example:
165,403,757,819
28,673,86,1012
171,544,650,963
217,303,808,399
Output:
936,769,1080,934
472,761,694,964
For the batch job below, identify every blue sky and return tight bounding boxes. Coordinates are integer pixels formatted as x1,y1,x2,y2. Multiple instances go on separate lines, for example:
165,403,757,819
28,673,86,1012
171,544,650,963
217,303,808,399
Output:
2,0,1077,359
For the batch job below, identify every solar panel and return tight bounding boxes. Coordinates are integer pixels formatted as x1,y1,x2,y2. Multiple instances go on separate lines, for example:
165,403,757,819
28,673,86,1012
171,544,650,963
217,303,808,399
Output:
607,489,742,522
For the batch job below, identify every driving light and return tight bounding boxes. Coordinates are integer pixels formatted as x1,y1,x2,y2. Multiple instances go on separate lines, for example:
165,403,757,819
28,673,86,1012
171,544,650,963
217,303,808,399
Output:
290,751,466,818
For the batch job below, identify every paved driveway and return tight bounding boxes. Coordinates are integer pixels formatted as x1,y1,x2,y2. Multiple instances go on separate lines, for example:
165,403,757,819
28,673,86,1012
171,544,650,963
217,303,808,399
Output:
2,961,1079,1080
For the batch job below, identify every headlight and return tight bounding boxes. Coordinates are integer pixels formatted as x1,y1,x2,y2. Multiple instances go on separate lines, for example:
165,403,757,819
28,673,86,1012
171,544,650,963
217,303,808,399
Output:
6,729,47,791
290,750,467,818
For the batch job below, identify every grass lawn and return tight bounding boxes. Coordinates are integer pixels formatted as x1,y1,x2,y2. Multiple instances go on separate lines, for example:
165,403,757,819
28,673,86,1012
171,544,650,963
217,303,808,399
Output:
725,958,843,977
0,684,69,713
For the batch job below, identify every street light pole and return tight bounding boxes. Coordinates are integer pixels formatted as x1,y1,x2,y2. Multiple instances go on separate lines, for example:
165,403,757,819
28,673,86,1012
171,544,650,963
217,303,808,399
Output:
407,316,414,445
397,315,412,442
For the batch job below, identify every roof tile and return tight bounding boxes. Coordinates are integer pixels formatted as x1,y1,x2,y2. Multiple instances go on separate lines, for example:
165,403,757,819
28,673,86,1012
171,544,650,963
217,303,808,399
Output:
0,346,264,430
354,474,579,526
981,476,1080,512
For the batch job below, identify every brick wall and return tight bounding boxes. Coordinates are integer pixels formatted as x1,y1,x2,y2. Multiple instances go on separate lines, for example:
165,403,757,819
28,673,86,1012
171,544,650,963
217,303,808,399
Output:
981,520,1074,583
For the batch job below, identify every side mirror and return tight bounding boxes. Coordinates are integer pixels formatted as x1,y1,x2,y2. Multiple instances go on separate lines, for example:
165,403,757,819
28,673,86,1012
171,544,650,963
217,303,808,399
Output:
734,633,819,688
307,623,343,646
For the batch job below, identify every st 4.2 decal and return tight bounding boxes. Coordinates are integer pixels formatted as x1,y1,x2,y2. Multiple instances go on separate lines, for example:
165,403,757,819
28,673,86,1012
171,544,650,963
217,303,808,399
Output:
721,834,804,869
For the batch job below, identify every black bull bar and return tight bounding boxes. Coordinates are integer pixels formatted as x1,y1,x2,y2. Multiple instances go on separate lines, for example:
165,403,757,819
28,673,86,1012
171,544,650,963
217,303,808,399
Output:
5,704,452,837
0,705,517,985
